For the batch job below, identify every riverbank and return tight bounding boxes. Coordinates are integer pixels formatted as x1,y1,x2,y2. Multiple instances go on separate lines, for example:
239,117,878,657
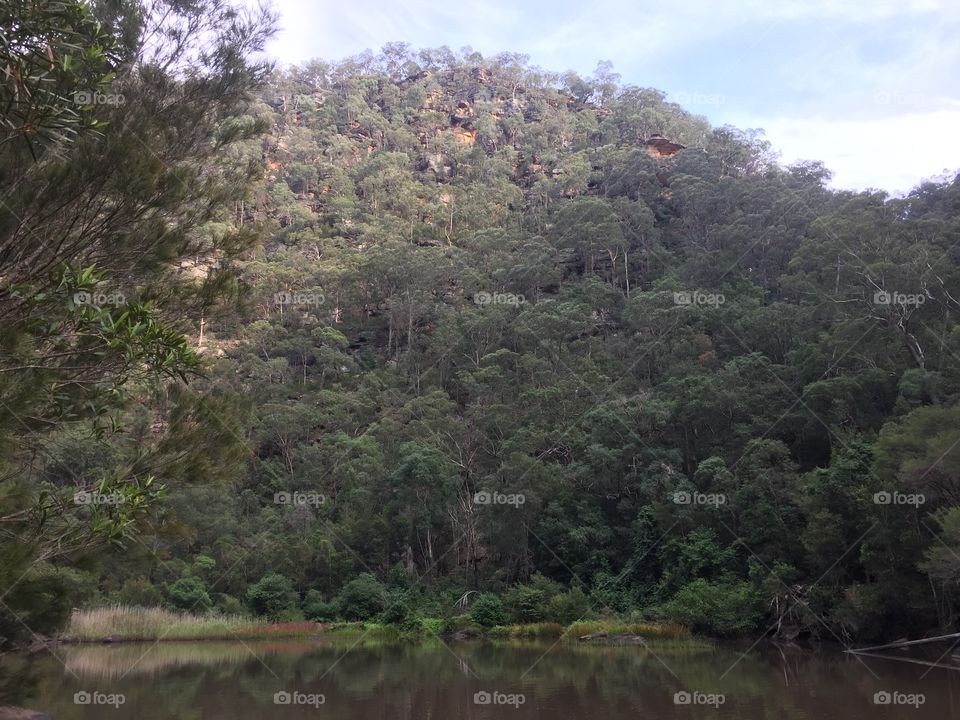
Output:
62,607,323,643
61,607,698,646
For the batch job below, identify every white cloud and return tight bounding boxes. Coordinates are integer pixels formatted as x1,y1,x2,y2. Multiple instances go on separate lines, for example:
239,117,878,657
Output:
753,109,960,194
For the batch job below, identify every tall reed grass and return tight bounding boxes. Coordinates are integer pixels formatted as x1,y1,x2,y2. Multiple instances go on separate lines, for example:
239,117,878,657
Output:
64,606,322,642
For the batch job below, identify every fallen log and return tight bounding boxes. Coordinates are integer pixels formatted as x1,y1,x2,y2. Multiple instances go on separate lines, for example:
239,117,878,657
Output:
848,631,960,654
847,650,960,673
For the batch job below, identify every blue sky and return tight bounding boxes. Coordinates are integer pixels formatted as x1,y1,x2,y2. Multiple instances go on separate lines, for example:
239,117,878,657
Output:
268,0,960,194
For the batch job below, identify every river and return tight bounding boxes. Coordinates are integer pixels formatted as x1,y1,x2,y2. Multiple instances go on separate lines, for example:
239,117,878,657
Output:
2,638,958,718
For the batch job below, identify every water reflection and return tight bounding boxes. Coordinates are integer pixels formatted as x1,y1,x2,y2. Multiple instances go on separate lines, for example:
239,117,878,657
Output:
2,639,959,719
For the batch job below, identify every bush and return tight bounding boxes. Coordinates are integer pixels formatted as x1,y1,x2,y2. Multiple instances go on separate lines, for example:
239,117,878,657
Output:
192,555,216,578
469,593,507,627
3,567,80,639
381,591,411,625
419,617,444,634
302,589,337,621
246,574,299,619
217,594,244,615
589,570,633,613
119,577,163,607
544,587,590,625
503,574,562,623
275,607,305,622
337,573,386,620
166,576,212,611
657,577,763,637
440,614,474,634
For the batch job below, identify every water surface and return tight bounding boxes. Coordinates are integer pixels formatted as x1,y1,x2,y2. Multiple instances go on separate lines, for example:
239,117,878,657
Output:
4,638,960,718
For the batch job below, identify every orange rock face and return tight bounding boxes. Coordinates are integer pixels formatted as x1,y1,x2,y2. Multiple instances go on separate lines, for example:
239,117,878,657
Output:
452,126,477,145
644,135,686,158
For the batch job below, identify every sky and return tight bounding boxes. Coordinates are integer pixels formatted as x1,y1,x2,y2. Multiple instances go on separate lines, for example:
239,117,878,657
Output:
266,0,960,195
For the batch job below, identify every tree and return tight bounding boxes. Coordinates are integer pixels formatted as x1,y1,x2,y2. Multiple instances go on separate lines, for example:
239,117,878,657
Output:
246,573,299,619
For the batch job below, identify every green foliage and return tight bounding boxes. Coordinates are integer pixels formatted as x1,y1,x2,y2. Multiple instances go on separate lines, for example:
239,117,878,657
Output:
337,574,386,621
217,595,245,616
381,591,412,625
192,555,217,578
544,587,591,625
246,574,299,619
166,576,212,612
118,577,163,608
657,578,764,637
5,28,960,646
302,590,338,622
0,0,121,151
470,593,508,627
503,574,562,623
0,0,275,645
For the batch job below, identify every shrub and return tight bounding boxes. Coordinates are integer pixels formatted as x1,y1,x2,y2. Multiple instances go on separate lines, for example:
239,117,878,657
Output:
166,576,212,611
440,614,474,634
469,593,507,627
657,577,763,637
381,591,411,625
218,594,244,615
419,617,444,634
246,574,299,619
337,573,386,620
503,574,562,623
4,568,78,638
192,554,216,577
589,570,633,613
275,607,305,622
302,589,337,621
544,587,590,625
488,625,511,638
119,577,163,607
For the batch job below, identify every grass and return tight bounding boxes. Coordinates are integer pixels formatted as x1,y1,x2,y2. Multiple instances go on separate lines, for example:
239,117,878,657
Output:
63,607,693,646
566,620,690,640
64,606,323,642
488,622,566,639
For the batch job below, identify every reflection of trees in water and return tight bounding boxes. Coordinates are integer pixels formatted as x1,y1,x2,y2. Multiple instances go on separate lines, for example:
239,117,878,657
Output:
13,640,960,719
0,655,41,708
62,642,254,678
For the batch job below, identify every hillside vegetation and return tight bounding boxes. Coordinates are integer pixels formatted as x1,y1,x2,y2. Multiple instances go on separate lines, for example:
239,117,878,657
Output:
3,20,960,645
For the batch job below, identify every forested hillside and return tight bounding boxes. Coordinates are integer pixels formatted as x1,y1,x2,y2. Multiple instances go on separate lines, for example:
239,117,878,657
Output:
4,26,960,644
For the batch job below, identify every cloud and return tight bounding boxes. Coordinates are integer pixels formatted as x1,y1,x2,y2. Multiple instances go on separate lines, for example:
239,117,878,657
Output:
753,109,960,194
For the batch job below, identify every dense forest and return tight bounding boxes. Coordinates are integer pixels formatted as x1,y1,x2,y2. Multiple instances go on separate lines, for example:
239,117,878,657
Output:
3,0,960,649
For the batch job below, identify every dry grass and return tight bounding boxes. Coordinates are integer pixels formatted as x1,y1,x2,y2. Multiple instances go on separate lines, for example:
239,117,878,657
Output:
489,622,566,639
566,620,689,640
64,606,322,642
